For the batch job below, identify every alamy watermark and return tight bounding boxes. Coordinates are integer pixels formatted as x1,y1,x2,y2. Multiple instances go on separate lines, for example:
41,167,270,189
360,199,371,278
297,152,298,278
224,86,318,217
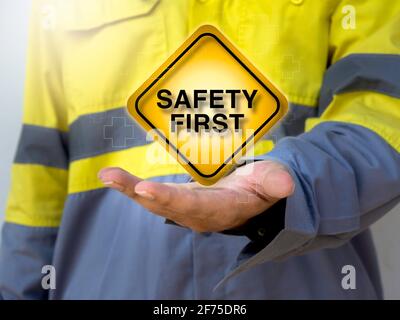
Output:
41,265,56,290
341,264,356,290
341,5,356,30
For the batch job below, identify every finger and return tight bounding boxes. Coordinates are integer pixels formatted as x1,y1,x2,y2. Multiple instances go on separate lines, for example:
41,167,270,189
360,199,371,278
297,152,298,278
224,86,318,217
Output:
98,167,202,220
98,167,142,197
98,167,179,218
134,180,223,216
134,180,265,230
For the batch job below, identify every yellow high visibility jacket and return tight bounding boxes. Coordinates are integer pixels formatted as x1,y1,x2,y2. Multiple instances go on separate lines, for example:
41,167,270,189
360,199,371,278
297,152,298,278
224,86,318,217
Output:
1,0,400,299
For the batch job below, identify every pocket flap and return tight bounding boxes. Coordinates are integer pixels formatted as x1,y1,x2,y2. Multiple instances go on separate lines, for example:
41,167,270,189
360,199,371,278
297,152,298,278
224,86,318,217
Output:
61,0,160,31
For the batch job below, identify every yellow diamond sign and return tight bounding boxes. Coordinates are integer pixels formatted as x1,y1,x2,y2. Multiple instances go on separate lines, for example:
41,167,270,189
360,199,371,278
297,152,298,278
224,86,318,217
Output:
127,25,288,185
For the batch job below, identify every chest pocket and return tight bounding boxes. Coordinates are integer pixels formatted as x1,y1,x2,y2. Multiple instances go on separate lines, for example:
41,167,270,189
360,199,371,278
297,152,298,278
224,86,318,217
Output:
236,0,330,107
61,0,167,116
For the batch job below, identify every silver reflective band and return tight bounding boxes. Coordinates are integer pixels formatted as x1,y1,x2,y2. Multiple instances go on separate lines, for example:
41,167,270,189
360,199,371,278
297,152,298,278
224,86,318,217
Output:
68,107,149,162
14,124,68,169
265,103,317,141
319,53,400,115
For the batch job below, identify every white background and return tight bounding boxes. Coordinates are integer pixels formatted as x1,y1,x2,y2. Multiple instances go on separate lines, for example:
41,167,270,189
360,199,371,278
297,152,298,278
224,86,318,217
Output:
0,0,399,299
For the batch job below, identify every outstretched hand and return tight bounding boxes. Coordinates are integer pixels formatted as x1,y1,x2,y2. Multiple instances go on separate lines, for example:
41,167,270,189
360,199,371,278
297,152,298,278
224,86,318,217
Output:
98,161,294,232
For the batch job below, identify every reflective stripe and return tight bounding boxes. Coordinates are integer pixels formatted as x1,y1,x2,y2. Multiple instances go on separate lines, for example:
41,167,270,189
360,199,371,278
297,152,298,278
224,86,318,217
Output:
265,103,317,141
306,92,400,152
15,106,276,174
69,107,149,162
14,124,68,169
68,139,274,194
319,54,400,115
68,106,278,163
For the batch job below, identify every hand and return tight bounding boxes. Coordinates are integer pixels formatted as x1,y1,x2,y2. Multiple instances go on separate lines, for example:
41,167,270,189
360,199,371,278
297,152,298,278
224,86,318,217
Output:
98,161,295,233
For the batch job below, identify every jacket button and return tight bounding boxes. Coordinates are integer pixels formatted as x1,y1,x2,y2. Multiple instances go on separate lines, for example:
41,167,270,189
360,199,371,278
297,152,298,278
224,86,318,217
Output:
257,228,267,238
290,0,304,5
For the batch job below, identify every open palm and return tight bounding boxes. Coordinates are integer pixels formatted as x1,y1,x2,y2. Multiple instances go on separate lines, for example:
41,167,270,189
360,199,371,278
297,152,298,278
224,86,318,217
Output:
98,160,294,232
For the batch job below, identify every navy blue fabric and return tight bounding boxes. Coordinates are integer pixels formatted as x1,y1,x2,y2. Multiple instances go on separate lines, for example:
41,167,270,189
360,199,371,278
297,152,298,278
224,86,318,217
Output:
319,54,400,114
265,103,317,141
219,122,400,290
14,124,68,169
49,177,382,299
68,107,149,161
1,122,400,299
269,122,400,237
0,224,58,299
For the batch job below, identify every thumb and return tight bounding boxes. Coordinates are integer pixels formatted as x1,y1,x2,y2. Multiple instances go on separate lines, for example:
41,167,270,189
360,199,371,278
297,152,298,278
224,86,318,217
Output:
256,162,295,200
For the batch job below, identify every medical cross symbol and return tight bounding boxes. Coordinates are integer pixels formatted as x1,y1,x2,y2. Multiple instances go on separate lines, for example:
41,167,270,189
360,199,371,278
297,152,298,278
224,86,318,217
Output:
281,55,300,80
103,117,135,148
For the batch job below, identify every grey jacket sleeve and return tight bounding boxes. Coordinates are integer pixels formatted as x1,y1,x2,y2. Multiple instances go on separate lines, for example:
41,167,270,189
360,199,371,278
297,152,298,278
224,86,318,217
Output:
221,121,400,283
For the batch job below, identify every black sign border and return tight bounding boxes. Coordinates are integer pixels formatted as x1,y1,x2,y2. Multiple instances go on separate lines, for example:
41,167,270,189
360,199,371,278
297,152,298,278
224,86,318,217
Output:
135,32,280,178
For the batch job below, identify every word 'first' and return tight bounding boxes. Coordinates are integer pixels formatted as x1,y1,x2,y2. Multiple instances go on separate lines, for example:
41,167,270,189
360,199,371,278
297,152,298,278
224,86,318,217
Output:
156,89,257,132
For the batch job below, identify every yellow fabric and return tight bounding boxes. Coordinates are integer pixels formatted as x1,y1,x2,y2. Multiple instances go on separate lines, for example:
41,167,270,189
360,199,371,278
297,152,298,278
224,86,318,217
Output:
6,165,68,227
63,0,323,122
6,0,400,226
329,0,400,62
308,0,400,152
6,0,69,227
69,140,274,194
306,92,400,152
23,0,68,131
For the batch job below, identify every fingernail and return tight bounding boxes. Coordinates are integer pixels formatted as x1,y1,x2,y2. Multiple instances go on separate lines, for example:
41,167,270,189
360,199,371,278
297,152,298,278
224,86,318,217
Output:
97,169,108,180
135,190,155,200
101,180,125,192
